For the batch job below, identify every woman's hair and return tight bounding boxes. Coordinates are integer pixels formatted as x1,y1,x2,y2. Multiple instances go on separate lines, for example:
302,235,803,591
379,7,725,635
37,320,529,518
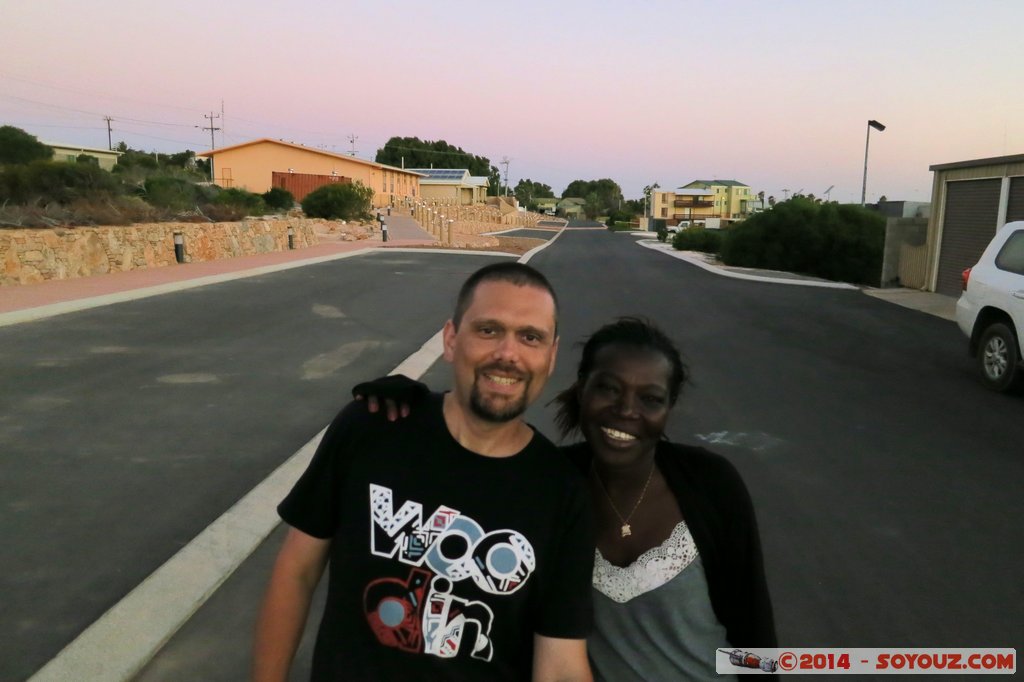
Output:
552,317,689,438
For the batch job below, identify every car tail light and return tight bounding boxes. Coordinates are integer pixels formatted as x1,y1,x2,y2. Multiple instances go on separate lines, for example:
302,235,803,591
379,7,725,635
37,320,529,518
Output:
961,267,972,291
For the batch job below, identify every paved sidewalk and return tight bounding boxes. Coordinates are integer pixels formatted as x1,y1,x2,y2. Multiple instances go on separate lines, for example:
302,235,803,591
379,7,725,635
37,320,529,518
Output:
1,213,435,322
862,286,957,321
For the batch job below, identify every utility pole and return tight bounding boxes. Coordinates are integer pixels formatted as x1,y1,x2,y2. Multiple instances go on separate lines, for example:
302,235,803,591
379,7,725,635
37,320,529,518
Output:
500,157,511,197
103,116,113,150
196,112,221,182
348,134,358,156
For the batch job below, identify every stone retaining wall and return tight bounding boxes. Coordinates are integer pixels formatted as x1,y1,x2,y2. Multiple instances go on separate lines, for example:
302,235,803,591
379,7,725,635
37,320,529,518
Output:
1,218,322,287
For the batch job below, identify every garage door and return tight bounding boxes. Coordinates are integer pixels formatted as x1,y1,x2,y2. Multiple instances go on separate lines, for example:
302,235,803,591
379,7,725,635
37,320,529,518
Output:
936,179,1001,296
1007,176,1024,222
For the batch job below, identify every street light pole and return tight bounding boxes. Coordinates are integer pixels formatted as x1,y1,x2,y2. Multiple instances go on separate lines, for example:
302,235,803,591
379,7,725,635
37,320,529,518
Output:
861,119,886,206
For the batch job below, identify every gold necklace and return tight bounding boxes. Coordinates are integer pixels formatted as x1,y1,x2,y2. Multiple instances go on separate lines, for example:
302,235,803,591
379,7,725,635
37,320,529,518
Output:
592,460,657,538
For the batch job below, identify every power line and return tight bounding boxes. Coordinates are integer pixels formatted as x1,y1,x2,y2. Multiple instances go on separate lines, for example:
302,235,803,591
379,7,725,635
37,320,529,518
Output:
0,93,195,128
0,70,210,116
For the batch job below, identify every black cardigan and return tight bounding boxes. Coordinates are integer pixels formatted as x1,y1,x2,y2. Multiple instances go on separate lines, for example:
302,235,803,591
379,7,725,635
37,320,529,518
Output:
562,440,777,648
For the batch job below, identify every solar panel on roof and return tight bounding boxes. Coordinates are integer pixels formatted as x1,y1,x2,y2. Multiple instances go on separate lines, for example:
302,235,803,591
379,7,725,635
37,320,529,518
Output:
422,169,465,179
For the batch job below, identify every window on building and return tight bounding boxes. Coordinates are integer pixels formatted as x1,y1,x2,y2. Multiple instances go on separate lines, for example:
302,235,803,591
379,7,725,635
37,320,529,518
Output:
661,208,667,217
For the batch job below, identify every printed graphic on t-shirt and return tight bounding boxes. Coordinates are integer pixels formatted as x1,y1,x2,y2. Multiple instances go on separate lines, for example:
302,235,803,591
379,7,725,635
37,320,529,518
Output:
364,483,536,661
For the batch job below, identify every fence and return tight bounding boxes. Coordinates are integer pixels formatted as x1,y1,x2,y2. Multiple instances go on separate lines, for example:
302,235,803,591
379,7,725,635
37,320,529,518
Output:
403,198,550,246
881,217,929,288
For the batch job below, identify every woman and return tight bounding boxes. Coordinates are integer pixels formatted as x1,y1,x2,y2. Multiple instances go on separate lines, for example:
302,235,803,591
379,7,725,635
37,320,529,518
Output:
551,317,775,680
356,317,775,679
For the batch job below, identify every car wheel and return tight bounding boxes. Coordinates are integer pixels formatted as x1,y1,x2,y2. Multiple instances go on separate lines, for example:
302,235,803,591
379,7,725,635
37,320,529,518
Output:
977,322,1021,392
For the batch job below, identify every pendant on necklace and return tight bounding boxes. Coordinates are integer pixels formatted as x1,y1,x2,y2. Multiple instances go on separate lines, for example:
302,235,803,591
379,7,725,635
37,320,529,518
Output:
621,524,632,538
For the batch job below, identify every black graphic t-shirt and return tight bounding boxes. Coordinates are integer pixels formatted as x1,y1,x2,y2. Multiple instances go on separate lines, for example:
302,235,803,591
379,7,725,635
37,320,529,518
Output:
279,393,595,681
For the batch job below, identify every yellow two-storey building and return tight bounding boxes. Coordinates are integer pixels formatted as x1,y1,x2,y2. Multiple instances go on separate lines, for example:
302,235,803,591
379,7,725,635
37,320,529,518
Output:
652,179,761,227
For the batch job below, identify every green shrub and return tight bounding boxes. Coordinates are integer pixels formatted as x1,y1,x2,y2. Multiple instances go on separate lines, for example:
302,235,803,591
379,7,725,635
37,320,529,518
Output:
301,181,374,220
719,198,884,285
142,175,200,210
655,225,668,242
262,187,295,211
0,160,121,205
672,227,723,253
201,203,247,222
606,221,634,232
211,187,266,216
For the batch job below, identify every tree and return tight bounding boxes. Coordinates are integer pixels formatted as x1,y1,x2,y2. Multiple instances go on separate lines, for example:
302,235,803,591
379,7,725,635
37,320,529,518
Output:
642,182,660,215
562,179,624,216
375,137,500,195
111,142,206,176
0,126,53,165
513,179,554,209
583,192,603,220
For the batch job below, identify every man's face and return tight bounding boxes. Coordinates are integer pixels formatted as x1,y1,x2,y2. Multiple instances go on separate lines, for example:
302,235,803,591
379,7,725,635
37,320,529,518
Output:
443,280,558,423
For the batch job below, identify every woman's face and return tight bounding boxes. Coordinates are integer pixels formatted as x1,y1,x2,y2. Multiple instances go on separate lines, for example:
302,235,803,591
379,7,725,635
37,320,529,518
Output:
578,344,674,466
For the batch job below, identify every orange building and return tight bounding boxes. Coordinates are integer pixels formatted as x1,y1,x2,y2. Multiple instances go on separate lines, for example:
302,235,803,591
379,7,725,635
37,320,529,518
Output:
197,139,423,207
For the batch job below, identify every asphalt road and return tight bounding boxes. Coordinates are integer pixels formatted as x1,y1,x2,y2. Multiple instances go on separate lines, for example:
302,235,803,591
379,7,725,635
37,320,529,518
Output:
9,229,1024,679
0,251,513,681
394,230,1024,650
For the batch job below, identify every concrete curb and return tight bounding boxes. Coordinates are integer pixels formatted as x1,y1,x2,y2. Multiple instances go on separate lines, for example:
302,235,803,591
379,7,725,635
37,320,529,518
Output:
636,239,860,290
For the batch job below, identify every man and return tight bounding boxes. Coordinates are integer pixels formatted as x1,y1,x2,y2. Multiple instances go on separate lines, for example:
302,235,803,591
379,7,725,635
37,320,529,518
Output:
253,262,594,681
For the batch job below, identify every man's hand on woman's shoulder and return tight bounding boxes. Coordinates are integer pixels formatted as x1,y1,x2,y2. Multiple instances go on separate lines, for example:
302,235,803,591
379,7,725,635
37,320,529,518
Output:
351,374,430,421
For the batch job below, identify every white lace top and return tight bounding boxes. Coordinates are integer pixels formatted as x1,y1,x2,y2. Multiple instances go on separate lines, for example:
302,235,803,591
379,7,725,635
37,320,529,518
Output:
592,521,698,603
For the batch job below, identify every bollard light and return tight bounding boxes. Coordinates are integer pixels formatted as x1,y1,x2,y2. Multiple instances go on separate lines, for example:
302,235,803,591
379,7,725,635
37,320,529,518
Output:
381,221,389,242
287,226,295,250
173,232,185,263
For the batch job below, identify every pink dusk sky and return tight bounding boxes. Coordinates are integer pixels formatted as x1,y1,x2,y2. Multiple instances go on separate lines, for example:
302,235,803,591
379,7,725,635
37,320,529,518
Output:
2,0,1022,203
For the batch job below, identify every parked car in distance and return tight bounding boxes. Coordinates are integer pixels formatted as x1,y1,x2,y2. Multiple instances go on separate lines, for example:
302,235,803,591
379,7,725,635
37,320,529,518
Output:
956,220,1024,391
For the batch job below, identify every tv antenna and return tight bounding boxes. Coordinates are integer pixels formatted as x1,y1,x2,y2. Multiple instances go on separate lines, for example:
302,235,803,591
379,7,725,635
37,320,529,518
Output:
347,134,358,156
500,157,511,196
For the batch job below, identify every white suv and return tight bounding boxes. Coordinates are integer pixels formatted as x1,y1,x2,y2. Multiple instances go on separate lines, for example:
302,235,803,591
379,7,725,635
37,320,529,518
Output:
956,220,1024,391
